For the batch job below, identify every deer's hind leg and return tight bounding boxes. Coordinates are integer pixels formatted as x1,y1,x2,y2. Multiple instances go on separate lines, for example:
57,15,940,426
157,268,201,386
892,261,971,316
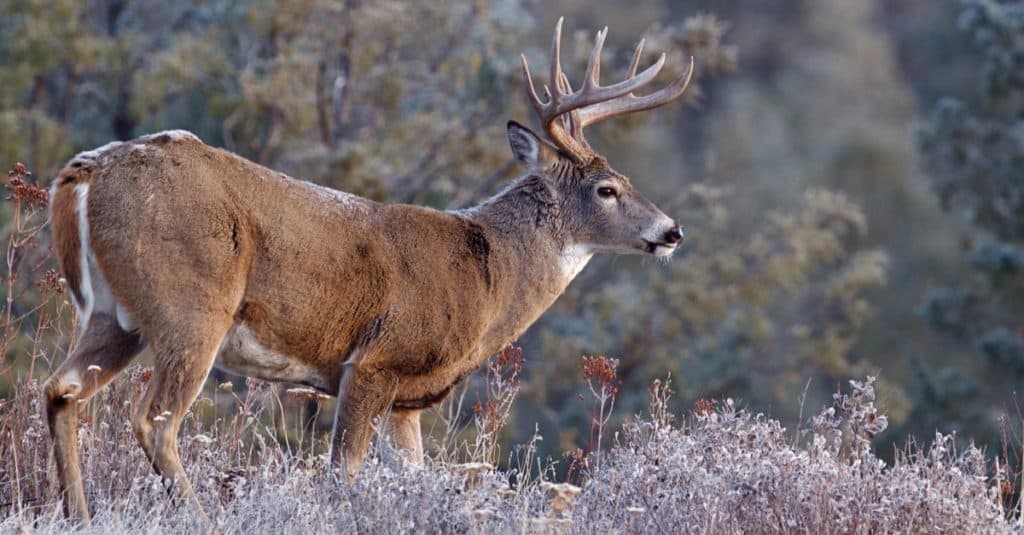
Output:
44,313,145,523
130,311,234,518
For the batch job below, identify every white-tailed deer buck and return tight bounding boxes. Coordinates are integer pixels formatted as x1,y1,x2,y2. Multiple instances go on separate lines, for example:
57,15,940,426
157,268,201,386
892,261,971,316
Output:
44,18,692,521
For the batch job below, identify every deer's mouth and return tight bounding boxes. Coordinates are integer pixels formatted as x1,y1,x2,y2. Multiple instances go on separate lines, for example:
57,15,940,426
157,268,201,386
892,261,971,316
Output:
642,239,678,257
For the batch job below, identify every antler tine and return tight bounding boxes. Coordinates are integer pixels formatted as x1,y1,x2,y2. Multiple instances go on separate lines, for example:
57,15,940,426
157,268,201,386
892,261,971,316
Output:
584,27,609,88
577,55,695,128
559,72,590,148
627,38,645,79
557,71,572,94
596,52,666,100
550,17,565,102
521,54,544,113
556,72,572,132
519,17,592,161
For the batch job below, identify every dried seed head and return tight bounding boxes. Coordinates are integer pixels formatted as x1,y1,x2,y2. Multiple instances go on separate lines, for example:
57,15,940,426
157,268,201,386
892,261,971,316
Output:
692,398,715,416
6,162,48,207
581,355,620,396
37,269,65,295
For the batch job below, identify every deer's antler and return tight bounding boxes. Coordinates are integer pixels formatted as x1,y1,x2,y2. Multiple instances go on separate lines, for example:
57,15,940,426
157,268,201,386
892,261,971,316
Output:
521,17,695,162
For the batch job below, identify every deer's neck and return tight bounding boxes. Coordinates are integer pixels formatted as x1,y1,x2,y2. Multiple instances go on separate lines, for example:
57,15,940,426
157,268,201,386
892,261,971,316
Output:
465,175,559,229
458,175,592,344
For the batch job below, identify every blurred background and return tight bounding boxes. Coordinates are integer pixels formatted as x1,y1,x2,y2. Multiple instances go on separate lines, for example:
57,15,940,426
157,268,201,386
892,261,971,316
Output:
1,0,1021,465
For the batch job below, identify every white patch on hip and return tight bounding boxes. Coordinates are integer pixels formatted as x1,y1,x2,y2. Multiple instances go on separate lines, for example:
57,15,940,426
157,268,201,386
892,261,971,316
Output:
74,184,118,332
560,243,593,280
74,184,95,326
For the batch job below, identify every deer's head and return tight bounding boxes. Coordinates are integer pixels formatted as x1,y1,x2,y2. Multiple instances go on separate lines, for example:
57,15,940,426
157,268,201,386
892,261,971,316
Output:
510,19,692,258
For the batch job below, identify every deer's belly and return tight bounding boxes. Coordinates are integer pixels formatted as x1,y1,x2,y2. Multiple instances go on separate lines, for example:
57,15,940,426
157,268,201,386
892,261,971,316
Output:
214,323,332,392
390,347,492,410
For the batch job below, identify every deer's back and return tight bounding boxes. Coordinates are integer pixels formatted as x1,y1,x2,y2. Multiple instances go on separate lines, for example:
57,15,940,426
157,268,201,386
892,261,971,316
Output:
54,132,500,396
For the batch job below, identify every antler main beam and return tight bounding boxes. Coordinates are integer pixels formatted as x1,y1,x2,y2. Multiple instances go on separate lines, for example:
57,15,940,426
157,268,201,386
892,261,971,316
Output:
520,17,695,162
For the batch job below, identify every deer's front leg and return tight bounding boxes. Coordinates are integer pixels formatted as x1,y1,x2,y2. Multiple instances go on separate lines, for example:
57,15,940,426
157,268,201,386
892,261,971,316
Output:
389,409,424,465
330,364,397,482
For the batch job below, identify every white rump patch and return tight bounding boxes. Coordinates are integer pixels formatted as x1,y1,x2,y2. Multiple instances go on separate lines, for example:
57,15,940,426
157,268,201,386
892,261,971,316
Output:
74,184,94,324
560,243,593,280
74,184,117,332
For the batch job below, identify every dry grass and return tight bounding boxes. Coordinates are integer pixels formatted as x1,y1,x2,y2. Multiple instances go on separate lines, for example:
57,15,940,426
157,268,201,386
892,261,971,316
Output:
1,372,1019,533
1,162,1021,532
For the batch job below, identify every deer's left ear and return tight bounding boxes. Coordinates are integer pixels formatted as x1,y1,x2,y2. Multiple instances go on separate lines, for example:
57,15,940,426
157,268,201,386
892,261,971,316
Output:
508,121,560,172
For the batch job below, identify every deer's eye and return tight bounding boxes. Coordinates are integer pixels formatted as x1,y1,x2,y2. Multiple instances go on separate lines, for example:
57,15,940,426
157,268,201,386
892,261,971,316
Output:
597,186,618,199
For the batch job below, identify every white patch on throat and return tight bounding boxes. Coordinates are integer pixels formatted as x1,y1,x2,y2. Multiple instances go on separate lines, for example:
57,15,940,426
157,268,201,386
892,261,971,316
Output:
559,244,593,280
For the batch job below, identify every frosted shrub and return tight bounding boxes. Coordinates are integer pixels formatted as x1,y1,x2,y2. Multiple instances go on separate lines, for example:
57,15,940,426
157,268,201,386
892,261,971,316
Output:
2,374,1017,533
574,378,1011,533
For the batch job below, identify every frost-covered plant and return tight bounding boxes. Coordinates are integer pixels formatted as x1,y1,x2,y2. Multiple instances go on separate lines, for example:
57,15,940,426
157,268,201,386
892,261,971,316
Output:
809,376,889,461
580,355,620,468
574,377,1014,533
4,373,1019,533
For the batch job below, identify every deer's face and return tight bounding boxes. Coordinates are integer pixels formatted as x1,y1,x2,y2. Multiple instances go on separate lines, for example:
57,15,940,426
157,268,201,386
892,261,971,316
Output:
508,121,683,258
567,156,682,257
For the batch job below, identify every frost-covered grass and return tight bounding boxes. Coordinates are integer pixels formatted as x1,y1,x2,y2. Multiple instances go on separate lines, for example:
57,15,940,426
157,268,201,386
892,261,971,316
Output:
1,371,1019,533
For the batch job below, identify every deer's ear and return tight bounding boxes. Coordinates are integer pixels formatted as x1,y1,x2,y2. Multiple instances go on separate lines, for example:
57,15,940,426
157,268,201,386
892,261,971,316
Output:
508,121,559,171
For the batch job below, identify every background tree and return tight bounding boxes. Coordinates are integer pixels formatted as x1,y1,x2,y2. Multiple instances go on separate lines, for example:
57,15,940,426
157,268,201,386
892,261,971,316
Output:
916,0,1024,447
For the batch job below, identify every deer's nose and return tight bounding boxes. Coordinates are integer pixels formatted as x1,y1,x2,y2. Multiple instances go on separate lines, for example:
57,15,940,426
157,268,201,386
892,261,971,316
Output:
663,225,684,245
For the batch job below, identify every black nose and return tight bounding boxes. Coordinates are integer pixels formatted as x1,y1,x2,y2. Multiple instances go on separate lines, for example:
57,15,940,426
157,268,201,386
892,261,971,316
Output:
664,225,684,245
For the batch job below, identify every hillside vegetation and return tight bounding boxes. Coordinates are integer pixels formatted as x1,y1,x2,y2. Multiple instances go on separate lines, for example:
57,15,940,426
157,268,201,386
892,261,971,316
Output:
2,356,1018,532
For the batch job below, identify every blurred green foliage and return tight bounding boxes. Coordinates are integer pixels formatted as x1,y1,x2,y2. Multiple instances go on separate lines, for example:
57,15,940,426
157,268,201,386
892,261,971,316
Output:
915,0,1024,447
0,0,1017,465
